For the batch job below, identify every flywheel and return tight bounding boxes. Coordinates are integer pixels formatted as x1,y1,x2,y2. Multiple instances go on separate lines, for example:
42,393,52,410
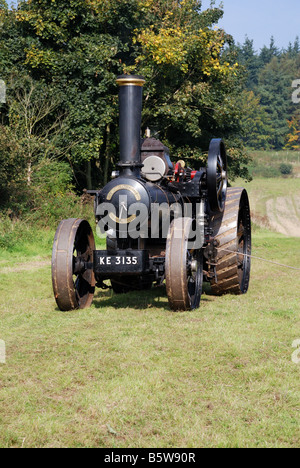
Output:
207,138,228,213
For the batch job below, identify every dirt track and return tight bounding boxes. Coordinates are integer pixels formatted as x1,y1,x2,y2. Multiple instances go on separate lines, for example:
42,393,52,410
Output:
0,260,50,274
266,195,300,237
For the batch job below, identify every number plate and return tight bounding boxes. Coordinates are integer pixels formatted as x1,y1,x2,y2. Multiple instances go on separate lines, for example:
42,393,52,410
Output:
93,250,149,275
98,255,138,266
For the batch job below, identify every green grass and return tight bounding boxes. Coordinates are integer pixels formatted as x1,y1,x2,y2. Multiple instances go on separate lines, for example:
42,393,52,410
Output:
0,149,299,448
232,150,300,236
0,228,299,448
233,177,300,216
248,149,300,164
246,149,300,178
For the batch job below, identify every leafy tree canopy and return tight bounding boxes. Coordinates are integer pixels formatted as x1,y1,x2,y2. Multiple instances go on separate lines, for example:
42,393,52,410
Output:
1,0,251,204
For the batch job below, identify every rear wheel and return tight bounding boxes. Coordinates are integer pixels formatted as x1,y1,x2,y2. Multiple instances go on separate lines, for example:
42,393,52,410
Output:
210,188,251,295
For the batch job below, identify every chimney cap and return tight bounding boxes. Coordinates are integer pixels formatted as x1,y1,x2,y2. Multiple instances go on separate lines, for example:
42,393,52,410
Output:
116,75,145,87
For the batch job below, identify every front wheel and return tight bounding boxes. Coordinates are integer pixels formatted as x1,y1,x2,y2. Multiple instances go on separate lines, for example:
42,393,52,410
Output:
52,218,95,311
165,218,203,311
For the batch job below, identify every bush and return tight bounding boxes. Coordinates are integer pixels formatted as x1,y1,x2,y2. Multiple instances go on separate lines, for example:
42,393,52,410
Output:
249,164,281,178
279,163,293,175
0,215,35,250
0,159,95,250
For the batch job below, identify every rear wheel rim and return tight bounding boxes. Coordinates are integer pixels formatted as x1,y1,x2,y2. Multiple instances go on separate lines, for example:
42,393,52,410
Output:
237,196,251,291
210,188,251,295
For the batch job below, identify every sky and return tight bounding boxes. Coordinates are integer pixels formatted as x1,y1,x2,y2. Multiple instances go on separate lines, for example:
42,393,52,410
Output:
5,0,300,52
202,0,300,51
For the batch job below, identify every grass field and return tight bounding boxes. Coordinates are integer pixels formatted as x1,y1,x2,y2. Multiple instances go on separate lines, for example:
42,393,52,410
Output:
233,150,300,237
232,177,300,237
247,149,300,179
0,226,299,448
0,150,299,448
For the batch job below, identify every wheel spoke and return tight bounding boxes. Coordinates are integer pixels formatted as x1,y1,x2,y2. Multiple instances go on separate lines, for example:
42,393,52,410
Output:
217,180,224,197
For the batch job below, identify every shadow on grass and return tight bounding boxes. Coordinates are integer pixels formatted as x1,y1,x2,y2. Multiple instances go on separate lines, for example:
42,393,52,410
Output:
52,288,168,313
93,285,169,310
92,282,211,311
52,283,212,313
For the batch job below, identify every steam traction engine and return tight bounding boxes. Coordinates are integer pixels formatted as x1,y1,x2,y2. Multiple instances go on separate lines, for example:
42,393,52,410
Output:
52,75,252,311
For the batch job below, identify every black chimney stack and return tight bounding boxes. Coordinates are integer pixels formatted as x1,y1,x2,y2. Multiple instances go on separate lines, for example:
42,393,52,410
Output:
116,75,145,177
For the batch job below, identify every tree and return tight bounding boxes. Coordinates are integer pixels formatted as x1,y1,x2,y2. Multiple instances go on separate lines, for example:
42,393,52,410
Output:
7,77,72,186
237,90,272,149
0,0,251,194
0,76,76,213
285,114,300,150
234,37,261,89
287,37,300,58
257,55,297,149
230,35,300,151
0,124,21,205
132,0,248,178
259,36,280,66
